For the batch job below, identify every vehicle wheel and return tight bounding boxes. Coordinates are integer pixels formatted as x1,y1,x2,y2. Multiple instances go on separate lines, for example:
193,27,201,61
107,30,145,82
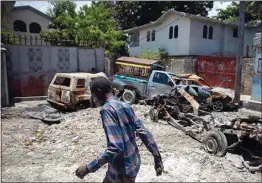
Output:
203,130,227,157
212,100,224,112
122,89,136,104
149,108,158,122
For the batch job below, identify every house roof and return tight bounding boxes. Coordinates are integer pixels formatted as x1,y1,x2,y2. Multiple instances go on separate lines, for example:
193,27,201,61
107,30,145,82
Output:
12,5,51,20
124,9,257,33
116,57,158,65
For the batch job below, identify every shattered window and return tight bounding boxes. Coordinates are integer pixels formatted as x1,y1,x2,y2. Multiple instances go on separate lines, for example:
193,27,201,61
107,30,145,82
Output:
53,77,71,87
76,79,85,88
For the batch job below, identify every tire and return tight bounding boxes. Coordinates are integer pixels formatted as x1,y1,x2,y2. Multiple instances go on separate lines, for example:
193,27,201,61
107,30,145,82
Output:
149,108,158,122
203,130,228,157
212,99,224,112
122,89,136,104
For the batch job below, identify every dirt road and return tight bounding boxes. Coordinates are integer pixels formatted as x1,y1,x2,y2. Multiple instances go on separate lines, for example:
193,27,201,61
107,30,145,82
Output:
1,101,261,182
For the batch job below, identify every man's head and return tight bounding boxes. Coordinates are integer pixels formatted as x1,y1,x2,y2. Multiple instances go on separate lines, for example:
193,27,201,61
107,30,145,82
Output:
90,76,113,105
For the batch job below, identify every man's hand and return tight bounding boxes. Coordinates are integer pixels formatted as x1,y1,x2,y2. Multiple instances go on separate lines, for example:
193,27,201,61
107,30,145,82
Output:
155,162,164,176
75,165,89,179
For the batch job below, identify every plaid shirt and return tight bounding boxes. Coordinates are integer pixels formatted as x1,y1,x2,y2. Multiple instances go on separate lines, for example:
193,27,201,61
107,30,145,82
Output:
87,97,161,182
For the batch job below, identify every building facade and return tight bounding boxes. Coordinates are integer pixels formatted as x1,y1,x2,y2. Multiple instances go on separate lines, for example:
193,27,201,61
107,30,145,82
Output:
126,10,259,58
9,5,50,37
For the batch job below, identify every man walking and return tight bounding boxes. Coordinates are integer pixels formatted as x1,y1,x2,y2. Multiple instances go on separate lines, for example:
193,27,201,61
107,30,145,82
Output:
75,77,164,183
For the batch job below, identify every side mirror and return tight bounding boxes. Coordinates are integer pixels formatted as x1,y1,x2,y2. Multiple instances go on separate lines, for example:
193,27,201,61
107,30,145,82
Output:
168,80,174,87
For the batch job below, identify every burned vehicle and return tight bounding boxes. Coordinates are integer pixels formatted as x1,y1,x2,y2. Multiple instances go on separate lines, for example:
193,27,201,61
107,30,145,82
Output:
172,74,237,112
47,72,107,110
112,57,199,105
148,93,262,172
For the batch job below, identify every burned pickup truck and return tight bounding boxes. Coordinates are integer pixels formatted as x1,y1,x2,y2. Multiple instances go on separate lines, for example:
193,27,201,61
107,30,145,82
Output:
47,72,107,110
112,57,236,112
112,57,205,103
172,74,237,111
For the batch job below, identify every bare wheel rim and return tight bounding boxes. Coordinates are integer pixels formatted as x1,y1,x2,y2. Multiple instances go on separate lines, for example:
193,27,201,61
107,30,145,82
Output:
213,100,223,111
124,92,133,102
206,138,218,153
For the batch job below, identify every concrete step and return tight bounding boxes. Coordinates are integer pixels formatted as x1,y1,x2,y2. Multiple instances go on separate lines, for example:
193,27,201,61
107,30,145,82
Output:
242,99,262,112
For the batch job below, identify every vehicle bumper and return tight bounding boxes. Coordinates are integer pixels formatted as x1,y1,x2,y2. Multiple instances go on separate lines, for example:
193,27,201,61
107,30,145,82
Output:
47,99,68,109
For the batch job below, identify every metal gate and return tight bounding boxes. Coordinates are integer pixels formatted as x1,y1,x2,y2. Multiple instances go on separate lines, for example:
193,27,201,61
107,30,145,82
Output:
196,56,236,89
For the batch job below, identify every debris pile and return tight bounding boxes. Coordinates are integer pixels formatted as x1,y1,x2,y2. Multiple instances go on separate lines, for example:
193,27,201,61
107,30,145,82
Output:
146,91,262,173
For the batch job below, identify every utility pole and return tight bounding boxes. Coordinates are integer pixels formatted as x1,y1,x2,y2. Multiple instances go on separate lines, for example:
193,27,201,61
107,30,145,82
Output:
233,1,245,104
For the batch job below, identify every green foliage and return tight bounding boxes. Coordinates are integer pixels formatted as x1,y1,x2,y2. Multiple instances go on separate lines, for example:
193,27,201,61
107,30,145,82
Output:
41,1,126,54
141,48,169,63
1,29,20,44
112,1,214,30
214,2,262,25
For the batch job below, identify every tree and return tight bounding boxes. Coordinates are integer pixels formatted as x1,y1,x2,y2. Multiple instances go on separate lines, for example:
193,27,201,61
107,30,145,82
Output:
40,1,125,54
112,1,213,30
141,48,168,64
214,2,262,25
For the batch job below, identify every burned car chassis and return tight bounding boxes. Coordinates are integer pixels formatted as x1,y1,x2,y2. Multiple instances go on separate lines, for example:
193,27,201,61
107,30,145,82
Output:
147,90,262,173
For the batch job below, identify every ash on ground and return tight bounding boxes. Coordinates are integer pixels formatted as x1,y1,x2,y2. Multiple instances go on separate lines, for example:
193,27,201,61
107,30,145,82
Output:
1,101,261,182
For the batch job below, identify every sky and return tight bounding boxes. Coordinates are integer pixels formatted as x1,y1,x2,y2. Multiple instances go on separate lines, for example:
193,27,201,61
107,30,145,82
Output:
15,1,233,17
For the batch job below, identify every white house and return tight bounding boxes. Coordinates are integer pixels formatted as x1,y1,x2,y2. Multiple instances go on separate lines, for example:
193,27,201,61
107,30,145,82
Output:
9,5,50,37
125,10,260,58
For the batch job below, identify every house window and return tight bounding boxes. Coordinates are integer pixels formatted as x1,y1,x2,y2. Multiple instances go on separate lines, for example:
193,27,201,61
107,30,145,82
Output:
29,22,42,33
147,31,150,42
174,25,178,38
203,25,207,39
13,20,27,32
169,26,173,39
151,30,155,41
233,28,238,38
129,32,139,47
208,26,213,39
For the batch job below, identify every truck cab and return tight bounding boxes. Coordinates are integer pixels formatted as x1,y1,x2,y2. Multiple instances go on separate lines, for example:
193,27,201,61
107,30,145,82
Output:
112,57,177,104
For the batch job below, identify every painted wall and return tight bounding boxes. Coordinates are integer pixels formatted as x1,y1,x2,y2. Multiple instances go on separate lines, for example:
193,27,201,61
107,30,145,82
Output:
251,75,262,101
10,9,50,37
129,14,257,57
189,19,224,55
251,32,262,101
5,45,105,97
223,25,257,57
129,13,191,57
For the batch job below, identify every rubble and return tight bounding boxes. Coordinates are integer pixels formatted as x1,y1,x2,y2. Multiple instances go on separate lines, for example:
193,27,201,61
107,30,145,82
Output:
1,101,262,182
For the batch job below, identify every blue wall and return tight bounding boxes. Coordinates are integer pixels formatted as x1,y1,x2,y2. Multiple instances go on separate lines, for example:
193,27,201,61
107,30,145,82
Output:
251,75,262,101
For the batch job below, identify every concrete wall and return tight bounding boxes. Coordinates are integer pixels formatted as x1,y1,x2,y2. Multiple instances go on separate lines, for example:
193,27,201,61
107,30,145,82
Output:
128,14,257,58
1,47,10,107
223,25,257,57
241,58,255,95
5,45,105,97
129,13,191,57
165,56,195,74
10,9,50,37
251,32,262,101
189,19,224,55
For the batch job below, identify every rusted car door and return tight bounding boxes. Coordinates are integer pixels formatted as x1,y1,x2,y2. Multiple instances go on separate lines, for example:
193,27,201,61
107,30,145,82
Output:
73,77,91,103
48,76,67,102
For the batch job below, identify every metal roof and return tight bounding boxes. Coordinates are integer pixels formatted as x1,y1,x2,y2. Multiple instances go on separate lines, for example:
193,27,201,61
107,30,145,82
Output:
116,56,158,65
12,5,51,20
